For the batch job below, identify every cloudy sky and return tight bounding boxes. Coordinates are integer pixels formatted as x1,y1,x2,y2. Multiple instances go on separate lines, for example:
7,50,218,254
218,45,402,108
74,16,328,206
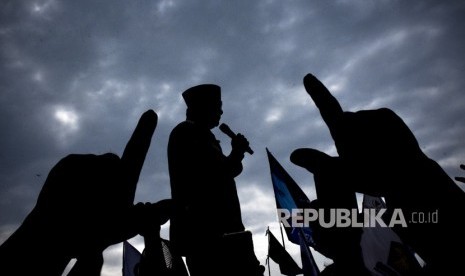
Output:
1,0,465,275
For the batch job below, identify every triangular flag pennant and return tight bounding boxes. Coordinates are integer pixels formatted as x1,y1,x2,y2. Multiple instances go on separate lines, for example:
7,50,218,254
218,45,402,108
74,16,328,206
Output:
123,241,142,276
360,195,422,275
267,229,303,276
299,230,320,276
267,149,314,246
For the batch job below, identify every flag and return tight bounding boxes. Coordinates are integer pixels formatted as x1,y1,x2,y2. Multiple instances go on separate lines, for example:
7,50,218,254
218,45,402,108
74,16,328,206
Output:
299,230,320,276
267,229,302,276
360,194,401,274
123,241,142,276
360,195,421,275
267,149,314,246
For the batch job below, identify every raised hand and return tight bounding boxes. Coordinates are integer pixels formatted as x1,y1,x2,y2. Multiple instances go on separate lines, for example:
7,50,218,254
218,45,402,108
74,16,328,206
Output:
291,73,465,274
0,110,159,275
231,133,251,155
293,74,426,194
53,109,158,252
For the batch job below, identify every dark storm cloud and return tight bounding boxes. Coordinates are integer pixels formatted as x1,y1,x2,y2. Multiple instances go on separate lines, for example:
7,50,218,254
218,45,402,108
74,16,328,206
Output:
2,0,465,274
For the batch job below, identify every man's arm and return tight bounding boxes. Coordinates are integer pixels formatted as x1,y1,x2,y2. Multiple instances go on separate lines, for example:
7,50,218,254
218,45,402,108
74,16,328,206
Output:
226,133,251,177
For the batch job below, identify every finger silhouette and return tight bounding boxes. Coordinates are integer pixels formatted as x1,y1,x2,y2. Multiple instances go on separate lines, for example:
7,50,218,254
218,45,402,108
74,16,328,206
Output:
290,148,332,174
303,73,344,142
152,199,174,225
121,109,158,205
455,164,465,183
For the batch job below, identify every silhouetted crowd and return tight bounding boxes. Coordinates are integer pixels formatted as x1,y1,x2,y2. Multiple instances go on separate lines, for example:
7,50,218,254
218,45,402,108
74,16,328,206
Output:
1,74,464,276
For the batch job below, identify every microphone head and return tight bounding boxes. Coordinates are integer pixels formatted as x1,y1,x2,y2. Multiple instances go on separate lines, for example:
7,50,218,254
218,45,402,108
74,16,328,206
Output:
219,123,235,138
219,123,228,132
219,123,254,155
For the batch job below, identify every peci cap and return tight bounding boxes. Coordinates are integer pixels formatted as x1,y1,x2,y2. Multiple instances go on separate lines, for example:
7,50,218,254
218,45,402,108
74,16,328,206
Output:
182,84,221,108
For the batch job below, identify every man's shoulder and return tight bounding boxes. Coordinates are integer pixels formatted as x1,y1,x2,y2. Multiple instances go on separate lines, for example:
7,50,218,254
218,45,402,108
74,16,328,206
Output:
169,121,217,148
171,121,196,135
169,121,204,143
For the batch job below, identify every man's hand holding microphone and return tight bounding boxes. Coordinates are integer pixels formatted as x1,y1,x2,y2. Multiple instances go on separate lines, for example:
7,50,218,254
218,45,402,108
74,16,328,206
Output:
220,123,254,157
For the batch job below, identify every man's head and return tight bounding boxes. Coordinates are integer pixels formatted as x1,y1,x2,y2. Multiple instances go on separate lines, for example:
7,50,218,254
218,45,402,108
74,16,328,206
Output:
182,84,223,129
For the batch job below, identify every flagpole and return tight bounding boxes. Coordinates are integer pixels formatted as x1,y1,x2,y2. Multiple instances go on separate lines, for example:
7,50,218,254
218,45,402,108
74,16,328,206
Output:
268,256,271,276
266,227,271,276
279,222,286,250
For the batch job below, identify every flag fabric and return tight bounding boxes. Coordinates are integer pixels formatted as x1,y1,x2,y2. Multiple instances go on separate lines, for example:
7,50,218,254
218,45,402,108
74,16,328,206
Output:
267,229,303,276
123,241,142,276
267,149,314,246
360,195,401,274
299,230,320,276
360,195,421,275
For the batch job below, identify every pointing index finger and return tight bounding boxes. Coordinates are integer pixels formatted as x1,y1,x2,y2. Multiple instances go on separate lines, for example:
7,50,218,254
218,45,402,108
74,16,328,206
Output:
303,74,344,141
121,109,158,205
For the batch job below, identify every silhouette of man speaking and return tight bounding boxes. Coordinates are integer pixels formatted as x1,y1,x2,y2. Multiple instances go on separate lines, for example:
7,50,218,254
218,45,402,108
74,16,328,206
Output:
168,84,263,276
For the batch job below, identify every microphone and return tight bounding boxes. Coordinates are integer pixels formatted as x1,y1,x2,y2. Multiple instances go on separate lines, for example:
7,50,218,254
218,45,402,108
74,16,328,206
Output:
219,123,254,155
